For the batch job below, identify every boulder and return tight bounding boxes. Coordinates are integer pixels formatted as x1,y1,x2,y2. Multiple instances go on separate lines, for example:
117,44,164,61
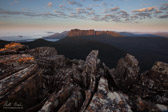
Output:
112,53,140,92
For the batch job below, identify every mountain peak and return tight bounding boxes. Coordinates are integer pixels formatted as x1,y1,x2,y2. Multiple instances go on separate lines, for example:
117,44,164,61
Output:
68,29,123,37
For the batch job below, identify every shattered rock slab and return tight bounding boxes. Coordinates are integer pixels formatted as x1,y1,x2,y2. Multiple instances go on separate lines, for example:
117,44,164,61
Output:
113,53,139,91
0,64,38,101
29,47,57,58
57,88,83,112
0,63,42,110
39,85,84,112
86,77,132,112
39,85,73,112
0,54,35,65
0,54,36,80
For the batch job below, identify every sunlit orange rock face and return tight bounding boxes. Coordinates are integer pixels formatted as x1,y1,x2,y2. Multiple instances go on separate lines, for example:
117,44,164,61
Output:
5,42,24,49
0,55,35,65
18,57,34,63
0,42,29,55
0,48,5,52
0,42,23,51
68,29,122,37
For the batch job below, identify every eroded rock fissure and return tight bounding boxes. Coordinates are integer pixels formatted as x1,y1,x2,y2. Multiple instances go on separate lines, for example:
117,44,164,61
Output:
0,43,168,112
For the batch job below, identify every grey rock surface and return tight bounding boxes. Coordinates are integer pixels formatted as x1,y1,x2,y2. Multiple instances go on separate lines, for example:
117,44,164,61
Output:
0,42,168,112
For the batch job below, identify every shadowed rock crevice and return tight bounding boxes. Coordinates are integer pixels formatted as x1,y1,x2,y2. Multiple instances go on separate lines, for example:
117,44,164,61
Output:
0,43,168,112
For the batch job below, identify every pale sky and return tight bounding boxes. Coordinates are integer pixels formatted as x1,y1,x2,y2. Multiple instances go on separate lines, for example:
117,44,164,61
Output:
0,0,168,32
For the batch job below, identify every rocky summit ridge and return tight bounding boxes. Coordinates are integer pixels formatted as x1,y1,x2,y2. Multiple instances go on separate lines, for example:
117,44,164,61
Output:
0,42,168,112
68,29,122,37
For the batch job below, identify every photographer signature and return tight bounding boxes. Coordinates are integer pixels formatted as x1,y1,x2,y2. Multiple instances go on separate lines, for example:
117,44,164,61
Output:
3,101,23,109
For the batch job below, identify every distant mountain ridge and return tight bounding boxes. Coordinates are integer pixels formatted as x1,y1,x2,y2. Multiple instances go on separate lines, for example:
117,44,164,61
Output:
68,29,123,37
153,32,168,38
42,29,167,41
1,29,167,43
119,32,165,38
43,31,68,39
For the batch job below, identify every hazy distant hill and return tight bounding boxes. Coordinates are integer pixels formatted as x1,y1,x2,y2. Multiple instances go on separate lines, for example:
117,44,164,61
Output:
119,32,138,37
43,31,68,39
120,32,162,37
153,32,168,38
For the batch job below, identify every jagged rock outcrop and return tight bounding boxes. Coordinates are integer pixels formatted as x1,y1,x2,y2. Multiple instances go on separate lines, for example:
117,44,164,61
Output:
0,42,168,112
130,61,168,105
68,29,122,37
29,47,66,93
112,53,140,92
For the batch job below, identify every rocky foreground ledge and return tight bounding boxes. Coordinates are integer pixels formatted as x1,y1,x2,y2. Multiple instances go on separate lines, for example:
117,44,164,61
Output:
0,42,168,112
